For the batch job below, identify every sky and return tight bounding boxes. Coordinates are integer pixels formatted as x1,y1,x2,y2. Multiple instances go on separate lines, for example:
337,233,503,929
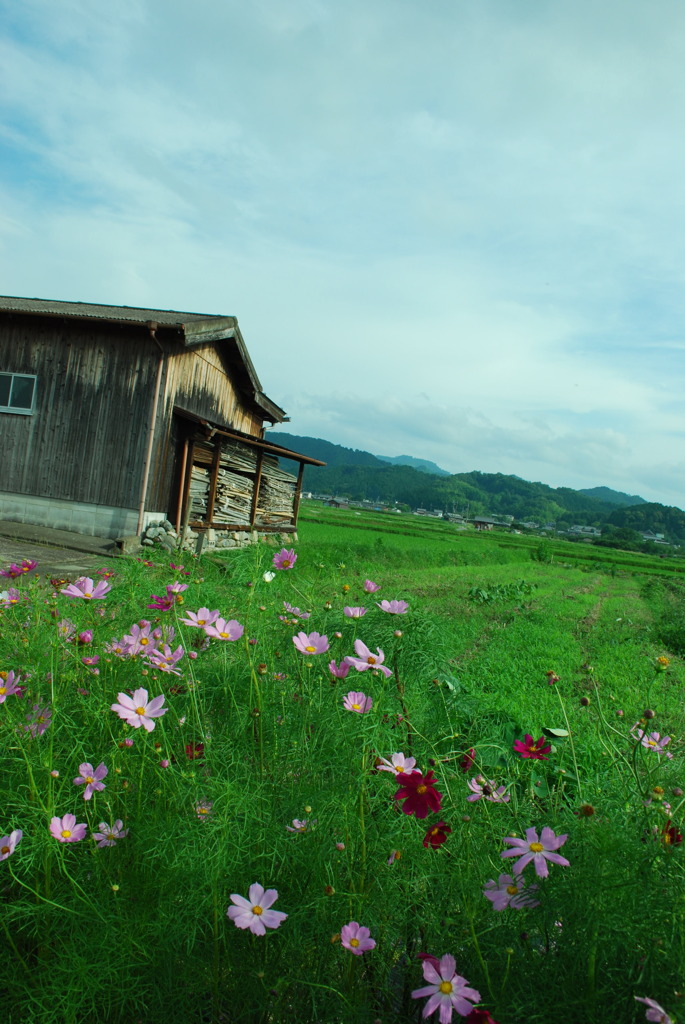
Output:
1,0,684,506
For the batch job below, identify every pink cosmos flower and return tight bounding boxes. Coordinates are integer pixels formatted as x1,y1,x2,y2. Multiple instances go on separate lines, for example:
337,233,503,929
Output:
283,601,310,620
147,593,174,611
81,655,100,667
363,579,381,593
466,777,510,803
195,800,213,819
483,873,540,910
329,659,351,679
24,703,51,737
345,639,392,678
635,730,673,758
0,670,22,703
61,576,112,600
57,618,76,639
376,752,417,776
92,820,128,847
273,548,297,570
411,954,481,1022
96,566,116,578
167,581,189,595
343,691,373,713
204,617,244,641
387,849,401,865
376,599,409,614
0,829,22,860
0,588,24,607
227,883,288,935
121,622,158,656
111,688,168,731
73,761,108,800
292,631,329,655
341,921,376,955
50,813,87,843
169,562,190,576
77,630,93,645
148,644,185,674
344,606,367,618
285,819,315,833
501,826,570,878
635,996,673,1023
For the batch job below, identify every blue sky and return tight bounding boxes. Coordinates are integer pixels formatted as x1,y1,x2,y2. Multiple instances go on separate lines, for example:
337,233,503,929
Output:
1,0,684,506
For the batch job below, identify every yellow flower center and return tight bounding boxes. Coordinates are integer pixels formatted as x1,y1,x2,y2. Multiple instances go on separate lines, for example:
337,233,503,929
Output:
0,687,6,696
396,765,404,772
506,885,519,895
61,830,72,838
529,842,544,852
350,938,360,948
197,620,206,626
305,645,316,653
106,833,116,842
352,703,361,710
198,808,209,815
220,632,230,638
282,559,291,568
84,593,92,598
1,845,10,854
84,776,94,784
37,716,45,723
140,637,149,645
417,785,427,794
439,981,453,994
367,656,377,664
136,706,146,715
252,905,263,916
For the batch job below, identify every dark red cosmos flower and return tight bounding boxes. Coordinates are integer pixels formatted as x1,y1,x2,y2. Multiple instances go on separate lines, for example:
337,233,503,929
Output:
464,1010,500,1024
423,820,452,849
661,819,683,846
513,734,551,760
459,747,476,772
395,770,442,819
185,741,205,761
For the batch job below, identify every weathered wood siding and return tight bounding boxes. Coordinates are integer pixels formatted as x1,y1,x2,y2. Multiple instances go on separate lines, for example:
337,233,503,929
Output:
0,316,156,505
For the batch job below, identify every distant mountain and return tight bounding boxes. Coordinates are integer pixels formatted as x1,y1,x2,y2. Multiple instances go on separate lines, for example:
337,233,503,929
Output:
376,454,451,476
579,486,647,507
266,430,680,526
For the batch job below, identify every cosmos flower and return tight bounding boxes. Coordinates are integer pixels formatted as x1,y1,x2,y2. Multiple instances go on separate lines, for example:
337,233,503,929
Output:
92,820,129,847
180,608,220,628
395,771,443,819
0,829,22,860
73,761,108,800
343,691,373,713
635,997,673,1023
283,601,310,620
227,883,287,936
345,639,392,678
375,752,417,776
0,670,22,703
341,922,376,955
423,821,452,849
411,954,481,1022
513,734,552,760
635,730,673,758
343,606,368,618
292,631,329,655
285,819,315,833
273,548,297,570
466,777,510,803
148,644,185,674
110,688,168,731
329,659,351,679
60,577,112,600
24,704,51,737
501,826,570,878
483,874,540,911
363,580,381,593
376,599,409,614
50,813,87,843
204,618,244,641
195,801,213,820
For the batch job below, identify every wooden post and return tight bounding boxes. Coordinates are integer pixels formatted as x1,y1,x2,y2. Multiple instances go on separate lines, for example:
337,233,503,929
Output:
250,449,264,530
292,462,305,525
180,442,195,549
206,441,222,524
175,437,189,534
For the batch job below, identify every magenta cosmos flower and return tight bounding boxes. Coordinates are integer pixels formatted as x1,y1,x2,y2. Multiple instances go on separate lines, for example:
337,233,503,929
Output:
92,820,128,847
376,752,417,776
73,761,108,800
635,996,673,1024
512,734,551,760
501,826,570,878
227,883,288,936
341,921,376,955
483,873,540,911
0,829,22,860
50,813,87,843
292,631,329,655
329,659,351,679
395,771,443,819
343,691,373,713
111,688,168,731
376,599,409,614
0,670,22,703
345,639,392,678
363,579,381,593
273,548,297,570
204,617,244,641
466,777,510,803
411,953,481,1022
61,576,112,600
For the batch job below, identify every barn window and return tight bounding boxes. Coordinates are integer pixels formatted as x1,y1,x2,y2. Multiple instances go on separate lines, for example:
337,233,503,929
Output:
0,373,37,415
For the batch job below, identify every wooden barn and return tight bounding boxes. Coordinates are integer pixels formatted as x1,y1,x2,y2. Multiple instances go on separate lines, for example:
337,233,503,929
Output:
0,296,323,543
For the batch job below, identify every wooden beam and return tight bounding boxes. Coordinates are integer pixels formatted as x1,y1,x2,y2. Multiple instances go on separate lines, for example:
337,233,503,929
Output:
206,441,222,523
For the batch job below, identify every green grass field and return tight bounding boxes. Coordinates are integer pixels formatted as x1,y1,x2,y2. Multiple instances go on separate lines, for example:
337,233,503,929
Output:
1,509,683,1024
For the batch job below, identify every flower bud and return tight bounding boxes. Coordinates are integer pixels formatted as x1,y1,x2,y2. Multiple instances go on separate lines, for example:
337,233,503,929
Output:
643,708,656,719
580,696,590,706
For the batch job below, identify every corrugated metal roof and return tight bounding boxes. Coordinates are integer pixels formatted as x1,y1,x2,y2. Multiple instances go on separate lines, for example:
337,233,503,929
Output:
0,295,230,326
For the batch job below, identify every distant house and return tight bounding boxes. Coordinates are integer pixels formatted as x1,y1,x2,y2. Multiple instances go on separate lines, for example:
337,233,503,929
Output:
472,517,496,531
0,296,323,543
